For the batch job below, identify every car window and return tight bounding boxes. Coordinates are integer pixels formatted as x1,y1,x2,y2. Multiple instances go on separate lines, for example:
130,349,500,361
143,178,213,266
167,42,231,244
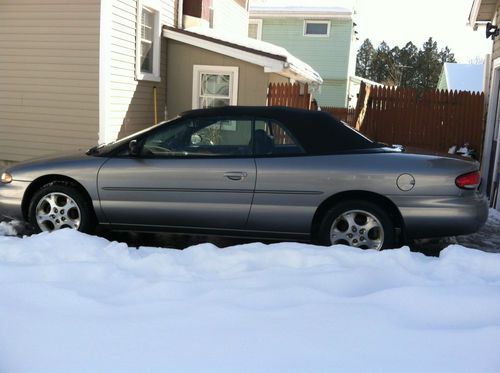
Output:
254,120,305,156
141,118,252,157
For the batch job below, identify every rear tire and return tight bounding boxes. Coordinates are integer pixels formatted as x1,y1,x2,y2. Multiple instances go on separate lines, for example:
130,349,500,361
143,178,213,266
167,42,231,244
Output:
28,182,95,234
318,200,395,250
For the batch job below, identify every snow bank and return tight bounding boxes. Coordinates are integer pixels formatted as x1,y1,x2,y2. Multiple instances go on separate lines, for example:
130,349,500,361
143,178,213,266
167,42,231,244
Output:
488,207,500,223
0,221,19,236
0,230,500,372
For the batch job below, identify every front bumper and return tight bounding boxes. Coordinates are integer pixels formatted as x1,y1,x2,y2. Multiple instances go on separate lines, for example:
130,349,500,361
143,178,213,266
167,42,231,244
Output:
0,180,30,220
393,192,489,239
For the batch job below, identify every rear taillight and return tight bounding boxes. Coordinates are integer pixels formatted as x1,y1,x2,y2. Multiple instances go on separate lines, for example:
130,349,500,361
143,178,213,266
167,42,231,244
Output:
455,171,480,189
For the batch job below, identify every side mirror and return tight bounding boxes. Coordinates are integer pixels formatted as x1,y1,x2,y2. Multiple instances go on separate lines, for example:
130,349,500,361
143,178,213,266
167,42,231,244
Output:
129,139,139,156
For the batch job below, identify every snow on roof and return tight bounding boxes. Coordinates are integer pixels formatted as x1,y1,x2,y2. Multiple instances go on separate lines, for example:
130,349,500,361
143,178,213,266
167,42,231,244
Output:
249,0,354,16
164,26,323,85
443,63,484,92
349,75,383,87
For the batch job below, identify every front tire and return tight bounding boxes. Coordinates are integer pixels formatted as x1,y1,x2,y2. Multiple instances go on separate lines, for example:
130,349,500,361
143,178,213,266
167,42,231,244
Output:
319,200,395,250
28,182,95,234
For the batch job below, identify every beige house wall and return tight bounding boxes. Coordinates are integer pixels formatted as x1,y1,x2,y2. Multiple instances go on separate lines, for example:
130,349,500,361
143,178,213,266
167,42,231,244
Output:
166,39,279,118
268,74,290,84
0,0,101,162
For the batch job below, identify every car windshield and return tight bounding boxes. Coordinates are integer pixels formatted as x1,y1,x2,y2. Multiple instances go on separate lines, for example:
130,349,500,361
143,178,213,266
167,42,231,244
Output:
86,117,180,156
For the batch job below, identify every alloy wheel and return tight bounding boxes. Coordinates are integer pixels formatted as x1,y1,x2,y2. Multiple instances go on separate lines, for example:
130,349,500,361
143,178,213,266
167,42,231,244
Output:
35,192,81,232
329,209,384,250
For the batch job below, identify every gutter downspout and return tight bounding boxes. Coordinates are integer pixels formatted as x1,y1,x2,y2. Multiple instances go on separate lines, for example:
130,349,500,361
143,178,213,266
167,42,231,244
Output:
153,86,158,124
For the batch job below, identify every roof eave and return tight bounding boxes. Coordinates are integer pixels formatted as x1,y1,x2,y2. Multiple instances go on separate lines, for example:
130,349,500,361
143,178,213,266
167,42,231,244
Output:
277,65,322,88
249,11,352,19
349,75,382,86
469,0,497,28
163,27,322,86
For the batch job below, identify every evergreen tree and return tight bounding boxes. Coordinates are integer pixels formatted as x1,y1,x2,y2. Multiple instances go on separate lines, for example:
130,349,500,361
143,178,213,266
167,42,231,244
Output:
414,37,442,90
355,39,375,78
397,42,418,87
386,46,402,85
355,37,456,89
439,46,456,64
371,41,392,84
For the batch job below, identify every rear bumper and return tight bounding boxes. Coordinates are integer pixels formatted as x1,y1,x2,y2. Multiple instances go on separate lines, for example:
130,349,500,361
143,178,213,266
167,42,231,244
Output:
393,193,489,239
0,180,30,220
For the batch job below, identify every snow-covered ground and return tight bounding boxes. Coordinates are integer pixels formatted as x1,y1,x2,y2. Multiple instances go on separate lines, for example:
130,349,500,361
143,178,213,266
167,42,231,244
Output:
1,227,500,372
456,208,500,252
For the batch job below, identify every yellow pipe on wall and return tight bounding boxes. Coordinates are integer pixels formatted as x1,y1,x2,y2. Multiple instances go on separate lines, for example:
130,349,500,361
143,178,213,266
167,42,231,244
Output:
153,86,158,125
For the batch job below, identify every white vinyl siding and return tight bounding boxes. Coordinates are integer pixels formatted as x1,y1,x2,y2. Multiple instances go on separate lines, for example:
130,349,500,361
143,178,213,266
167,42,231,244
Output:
0,0,100,162
106,0,175,142
211,0,249,36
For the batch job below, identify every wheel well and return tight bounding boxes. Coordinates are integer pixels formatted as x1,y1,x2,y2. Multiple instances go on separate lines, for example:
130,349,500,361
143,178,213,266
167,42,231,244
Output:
311,191,406,243
21,175,95,221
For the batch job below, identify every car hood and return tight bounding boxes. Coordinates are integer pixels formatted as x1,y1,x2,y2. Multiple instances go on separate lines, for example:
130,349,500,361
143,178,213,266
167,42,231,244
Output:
6,151,109,182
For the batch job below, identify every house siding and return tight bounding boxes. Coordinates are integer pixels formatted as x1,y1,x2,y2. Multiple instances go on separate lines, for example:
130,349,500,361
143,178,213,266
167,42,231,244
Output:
0,0,101,162
437,70,448,90
212,0,249,37
255,16,354,107
319,80,349,107
166,39,269,118
106,0,175,142
493,11,500,60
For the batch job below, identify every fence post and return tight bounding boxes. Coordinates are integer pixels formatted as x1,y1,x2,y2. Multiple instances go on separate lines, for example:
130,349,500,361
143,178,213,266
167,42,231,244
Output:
354,82,371,131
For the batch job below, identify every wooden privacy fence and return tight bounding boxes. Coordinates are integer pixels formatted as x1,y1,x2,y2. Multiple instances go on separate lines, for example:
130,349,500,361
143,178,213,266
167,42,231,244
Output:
267,83,311,109
358,85,485,156
321,107,356,124
267,81,485,157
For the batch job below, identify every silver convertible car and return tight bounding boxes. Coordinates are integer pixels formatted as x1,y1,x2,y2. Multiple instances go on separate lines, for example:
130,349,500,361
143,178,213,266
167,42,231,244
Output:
0,106,488,250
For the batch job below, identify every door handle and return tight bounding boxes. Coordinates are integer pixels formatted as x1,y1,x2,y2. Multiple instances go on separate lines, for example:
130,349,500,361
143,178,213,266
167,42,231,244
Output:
224,171,248,181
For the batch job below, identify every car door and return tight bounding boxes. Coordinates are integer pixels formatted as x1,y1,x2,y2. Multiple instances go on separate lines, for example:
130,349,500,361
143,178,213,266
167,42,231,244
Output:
97,117,256,230
246,119,322,236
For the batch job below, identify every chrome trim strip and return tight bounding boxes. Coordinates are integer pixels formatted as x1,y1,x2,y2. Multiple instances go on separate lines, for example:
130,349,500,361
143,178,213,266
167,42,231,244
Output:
101,187,322,195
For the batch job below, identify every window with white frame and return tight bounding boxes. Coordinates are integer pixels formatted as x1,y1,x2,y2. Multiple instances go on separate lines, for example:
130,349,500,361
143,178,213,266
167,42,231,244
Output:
136,2,161,81
304,20,330,37
192,65,239,109
248,19,262,40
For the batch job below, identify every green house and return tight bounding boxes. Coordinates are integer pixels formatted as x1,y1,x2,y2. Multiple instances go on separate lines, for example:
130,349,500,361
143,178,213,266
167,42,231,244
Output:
249,1,357,108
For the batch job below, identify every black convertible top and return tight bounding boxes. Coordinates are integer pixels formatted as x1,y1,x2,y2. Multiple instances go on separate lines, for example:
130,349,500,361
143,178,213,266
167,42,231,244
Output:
180,106,379,155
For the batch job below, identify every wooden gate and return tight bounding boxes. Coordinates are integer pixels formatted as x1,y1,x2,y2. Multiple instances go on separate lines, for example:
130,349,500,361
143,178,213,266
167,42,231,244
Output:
267,83,311,109
321,107,356,124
